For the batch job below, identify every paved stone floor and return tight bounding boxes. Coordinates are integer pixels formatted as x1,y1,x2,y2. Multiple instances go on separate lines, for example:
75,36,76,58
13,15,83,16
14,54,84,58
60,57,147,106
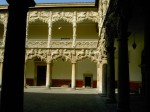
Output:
0,87,146,112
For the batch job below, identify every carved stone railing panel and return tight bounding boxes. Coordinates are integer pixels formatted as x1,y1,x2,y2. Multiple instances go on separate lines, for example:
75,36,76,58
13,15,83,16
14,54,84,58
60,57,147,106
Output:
26,39,98,49
76,40,98,48
50,40,72,48
26,40,48,48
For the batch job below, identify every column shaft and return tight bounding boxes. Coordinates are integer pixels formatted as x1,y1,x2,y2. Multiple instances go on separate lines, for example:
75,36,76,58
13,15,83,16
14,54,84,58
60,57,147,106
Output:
117,33,130,112
144,7,150,110
101,63,107,96
107,46,116,102
0,1,35,112
24,62,27,87
97,62,102,93
71,63,76,89
46,62,51,88
0,62,3,86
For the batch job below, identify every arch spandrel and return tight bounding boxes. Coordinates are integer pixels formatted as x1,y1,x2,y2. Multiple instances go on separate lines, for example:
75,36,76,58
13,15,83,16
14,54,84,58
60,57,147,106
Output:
52,11,74,24
28,10,49,23
76,11,99,23
25,48,102,63
25,49,47,62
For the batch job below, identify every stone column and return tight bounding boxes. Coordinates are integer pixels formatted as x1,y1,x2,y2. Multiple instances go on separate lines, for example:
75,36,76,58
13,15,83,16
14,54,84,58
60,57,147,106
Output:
117,32,130,112
72,11,76,48
101,58,107,96
97,62,102,93
144,4,150,110
104,19,116,102
24,61,27,87
46,61,52,88
48,12,52,48
71,62,76,89
106,42,116,102
0,1,35,112
0,62,3,86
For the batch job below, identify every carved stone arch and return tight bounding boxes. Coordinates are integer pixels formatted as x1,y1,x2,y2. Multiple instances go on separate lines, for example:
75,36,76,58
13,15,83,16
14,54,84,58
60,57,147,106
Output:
26,54,46,62
77,18,98,24
25,49,47,62
28,19,48,40
52,20,73,39
52,18,72,24
28,17,48,24
77,11,98,23
53,55,70,62
76,20,98,40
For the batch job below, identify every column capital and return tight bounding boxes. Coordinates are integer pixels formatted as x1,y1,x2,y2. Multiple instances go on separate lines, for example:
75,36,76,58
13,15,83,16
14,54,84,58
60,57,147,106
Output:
101,57,107,64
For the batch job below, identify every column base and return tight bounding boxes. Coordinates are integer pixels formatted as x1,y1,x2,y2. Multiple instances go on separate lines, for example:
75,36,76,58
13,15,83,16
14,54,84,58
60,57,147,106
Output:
70,87,76,90
46,86,51,89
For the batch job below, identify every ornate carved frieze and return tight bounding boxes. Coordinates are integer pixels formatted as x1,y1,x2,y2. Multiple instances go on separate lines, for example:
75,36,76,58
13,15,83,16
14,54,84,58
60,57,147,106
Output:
28,11,49,23
52,11,74,23
25,48,101,63
76,11,98,23
0,48,4,62
28,9,99,24
26,48,47,61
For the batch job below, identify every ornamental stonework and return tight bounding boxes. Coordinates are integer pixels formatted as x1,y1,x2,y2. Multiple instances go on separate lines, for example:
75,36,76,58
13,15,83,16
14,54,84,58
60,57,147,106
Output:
0,13,8,24
26,40,48,48
0,49,4,62
28,9,99,24
25,48,101,63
